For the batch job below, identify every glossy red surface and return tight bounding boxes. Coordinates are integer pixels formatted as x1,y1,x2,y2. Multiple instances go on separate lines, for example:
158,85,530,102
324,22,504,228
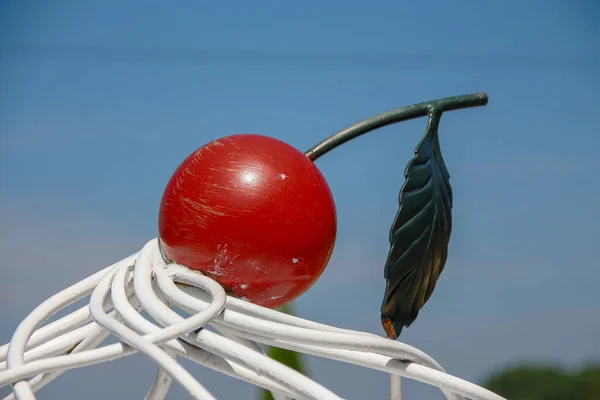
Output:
158,134,337,308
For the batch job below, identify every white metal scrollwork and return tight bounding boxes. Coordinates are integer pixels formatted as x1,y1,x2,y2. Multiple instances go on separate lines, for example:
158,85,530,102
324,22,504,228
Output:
0,239,505,400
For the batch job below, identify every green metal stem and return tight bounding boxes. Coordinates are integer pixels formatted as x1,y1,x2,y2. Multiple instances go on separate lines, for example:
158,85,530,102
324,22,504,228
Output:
304,92,488,161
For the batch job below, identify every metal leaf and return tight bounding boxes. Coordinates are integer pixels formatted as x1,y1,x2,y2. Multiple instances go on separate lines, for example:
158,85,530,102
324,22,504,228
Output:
380,113,453,339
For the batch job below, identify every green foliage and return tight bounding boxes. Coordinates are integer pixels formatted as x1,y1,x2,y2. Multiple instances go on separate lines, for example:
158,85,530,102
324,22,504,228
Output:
260,303,308,400
571,364,600,400
483,362,600,400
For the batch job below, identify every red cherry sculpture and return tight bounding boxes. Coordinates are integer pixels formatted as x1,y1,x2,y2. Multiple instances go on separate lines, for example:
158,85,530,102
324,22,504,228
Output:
158,134,337,308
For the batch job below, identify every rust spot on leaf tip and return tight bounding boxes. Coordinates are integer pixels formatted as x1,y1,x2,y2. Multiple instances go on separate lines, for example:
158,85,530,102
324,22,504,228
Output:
382,317,398,340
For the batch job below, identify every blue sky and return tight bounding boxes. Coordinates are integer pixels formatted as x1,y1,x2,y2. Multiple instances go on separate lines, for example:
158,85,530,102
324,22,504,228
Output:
1,1,599,399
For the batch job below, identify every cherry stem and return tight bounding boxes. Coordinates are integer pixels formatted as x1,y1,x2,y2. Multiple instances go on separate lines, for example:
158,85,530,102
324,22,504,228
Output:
304,92,489,161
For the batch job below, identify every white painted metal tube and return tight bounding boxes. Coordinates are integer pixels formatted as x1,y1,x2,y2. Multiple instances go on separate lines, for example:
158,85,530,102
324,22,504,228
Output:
0,239,506,400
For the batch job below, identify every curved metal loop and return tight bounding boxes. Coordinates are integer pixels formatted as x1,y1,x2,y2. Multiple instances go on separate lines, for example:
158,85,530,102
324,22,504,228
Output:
0,239,505,400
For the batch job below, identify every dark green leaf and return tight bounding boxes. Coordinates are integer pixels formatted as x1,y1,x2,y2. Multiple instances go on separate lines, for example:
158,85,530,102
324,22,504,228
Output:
380,113,453,339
